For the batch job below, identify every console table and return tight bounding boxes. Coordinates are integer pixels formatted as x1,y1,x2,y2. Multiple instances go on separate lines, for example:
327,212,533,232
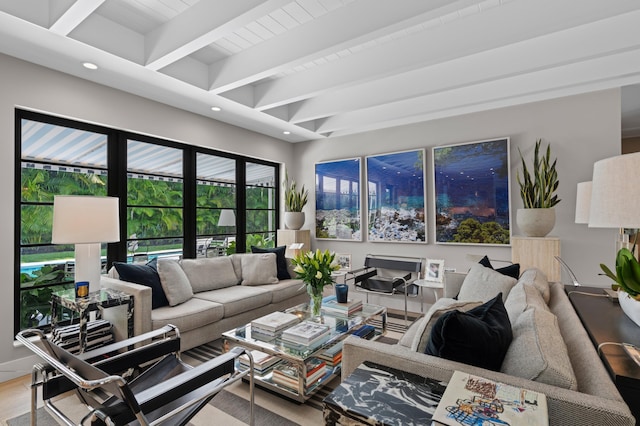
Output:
566,286,640,420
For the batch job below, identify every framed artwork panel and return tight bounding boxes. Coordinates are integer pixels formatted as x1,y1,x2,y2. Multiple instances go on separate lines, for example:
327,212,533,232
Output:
336,253,352,271
433,137,511,245
315,158,361,241
366,149,426,243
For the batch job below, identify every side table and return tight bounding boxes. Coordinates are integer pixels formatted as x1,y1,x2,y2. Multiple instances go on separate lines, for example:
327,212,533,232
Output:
323,361,446,425
566,286,640,420
413,279,444,312
51,288,134,353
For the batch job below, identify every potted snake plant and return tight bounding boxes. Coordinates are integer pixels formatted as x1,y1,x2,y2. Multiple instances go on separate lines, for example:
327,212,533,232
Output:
516,139,560,237
283,170,308,230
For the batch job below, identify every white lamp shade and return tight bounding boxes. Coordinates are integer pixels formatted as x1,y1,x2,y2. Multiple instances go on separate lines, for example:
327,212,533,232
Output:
217,209,236,227
52,195,120,243
589,152,640,228
574,181,592,224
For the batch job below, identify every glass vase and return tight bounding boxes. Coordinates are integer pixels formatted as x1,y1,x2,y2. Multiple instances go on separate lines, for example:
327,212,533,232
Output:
307,286,323,318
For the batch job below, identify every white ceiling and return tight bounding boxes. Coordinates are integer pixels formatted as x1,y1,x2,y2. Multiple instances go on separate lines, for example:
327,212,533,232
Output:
1,0,640,143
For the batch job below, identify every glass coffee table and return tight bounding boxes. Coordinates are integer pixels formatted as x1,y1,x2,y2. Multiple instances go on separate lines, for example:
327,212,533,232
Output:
222,301,387,402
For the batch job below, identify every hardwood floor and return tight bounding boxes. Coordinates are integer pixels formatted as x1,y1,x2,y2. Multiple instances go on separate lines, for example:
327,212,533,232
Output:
0,374,37,425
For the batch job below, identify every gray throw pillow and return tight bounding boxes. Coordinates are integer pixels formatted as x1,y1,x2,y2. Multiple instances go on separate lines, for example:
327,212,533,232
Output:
240,253,279,286
457,264,517,303
157,258,193,306
180,257,238,292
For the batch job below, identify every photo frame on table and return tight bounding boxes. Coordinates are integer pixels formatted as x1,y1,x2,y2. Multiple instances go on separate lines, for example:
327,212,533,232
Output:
365,149,426,243
426,259,445,283
336,253,352,271
315,158,362,241
432,137,511,245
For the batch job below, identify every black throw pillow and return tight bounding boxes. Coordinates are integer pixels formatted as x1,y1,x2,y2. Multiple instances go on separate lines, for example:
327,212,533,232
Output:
425,293,512,371
113,257,169,309
479,255,520,279
251,246,291,280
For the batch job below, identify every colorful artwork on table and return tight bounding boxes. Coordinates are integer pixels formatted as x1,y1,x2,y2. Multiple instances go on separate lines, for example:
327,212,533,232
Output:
315,158,361,241
433,137,511,245
366,149,426,243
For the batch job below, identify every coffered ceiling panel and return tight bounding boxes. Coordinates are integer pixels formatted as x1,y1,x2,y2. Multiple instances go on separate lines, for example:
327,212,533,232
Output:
0,0,639,142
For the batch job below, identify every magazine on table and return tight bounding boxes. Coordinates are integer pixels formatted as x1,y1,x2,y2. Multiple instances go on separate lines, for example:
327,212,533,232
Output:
281,320,330,344
432,371,548,426
250,311,300,333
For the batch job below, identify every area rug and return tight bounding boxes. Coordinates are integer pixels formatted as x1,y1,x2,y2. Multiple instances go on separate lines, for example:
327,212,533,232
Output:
8,310,418,426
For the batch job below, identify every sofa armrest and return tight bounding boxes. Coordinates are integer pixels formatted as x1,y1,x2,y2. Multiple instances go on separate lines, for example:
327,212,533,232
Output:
443,271,466,298
342,337,635,425
100,276,152,337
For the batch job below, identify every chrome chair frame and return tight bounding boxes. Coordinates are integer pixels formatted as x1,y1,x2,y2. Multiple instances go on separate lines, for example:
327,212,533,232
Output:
16,324,254,426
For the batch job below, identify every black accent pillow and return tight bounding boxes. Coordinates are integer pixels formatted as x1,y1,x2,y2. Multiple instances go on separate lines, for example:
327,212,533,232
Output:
479,255,520,279
250,246,291,280
425,293,512,371
113,257,169,309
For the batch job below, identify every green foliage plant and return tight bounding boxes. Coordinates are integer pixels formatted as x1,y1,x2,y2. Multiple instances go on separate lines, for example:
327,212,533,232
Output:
283,170,308,212
291,249,341,314
600,247,640,298
516,139,560,208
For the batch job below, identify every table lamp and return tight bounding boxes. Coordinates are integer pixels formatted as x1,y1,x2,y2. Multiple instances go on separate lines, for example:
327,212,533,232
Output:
589,152,640,252
52,195,120,294
218,209,236,227
574,181,592,224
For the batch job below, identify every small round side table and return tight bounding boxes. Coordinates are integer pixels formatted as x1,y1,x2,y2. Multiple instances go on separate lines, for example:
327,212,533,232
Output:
413,279,444,312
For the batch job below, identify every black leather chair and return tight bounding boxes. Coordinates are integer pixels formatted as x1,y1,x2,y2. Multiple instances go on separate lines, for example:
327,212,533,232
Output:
16,324,254,426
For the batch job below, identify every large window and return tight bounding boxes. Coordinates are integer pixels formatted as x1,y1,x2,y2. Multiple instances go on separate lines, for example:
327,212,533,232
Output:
15,110,280,334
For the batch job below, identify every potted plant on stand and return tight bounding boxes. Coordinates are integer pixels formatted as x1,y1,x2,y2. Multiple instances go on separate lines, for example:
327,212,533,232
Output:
600,247,640,326
283,170,308,230
516,139,561,237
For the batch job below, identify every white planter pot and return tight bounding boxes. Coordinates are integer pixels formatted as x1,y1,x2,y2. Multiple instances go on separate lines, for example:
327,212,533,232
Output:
284,212,305,230
516,208,556,237
618,290,640,327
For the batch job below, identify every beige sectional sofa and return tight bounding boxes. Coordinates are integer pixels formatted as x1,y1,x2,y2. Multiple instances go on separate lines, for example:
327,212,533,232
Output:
342,266,636,426
100,252,307,351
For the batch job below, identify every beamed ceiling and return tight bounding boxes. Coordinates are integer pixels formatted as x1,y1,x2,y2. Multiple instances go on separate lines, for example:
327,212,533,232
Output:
1,0,640,142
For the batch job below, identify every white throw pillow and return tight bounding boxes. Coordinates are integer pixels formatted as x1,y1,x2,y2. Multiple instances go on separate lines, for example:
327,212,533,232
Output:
240,253,279,286
457,264,517,303
180,257,238,292
157,258,193,306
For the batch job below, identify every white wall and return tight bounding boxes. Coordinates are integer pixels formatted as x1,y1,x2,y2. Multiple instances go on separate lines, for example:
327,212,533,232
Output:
292,89,622,310
0,53,295,380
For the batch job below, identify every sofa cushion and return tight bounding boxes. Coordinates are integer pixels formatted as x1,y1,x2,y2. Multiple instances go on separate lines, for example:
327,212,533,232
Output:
501,308,577,390
409,298,482,352
251,245,291,280
457,264,517,303
240,253,279,285
180,257,238,292
113,258,169,309
194,285,273,317
518,268,551,304
157,258,193,306
504,281,549,324
478,255,521,279
261,279,306,303
425,293,512,371
151,297,224,332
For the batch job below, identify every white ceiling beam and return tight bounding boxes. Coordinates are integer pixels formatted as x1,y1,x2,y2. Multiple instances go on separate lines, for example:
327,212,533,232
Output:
49,0,105,35
254,0,639,113
317,48,640,136
144,0,290,71
207,0,477,93
290,8,640,124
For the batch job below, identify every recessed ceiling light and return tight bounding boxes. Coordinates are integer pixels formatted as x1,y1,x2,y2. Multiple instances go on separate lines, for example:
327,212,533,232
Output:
211,106,221,112
82,62,98,70
283,131,291,135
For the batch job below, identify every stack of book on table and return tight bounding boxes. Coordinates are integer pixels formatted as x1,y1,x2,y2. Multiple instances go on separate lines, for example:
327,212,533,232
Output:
271,358,327,392
250,311,300,341
318,340,343,368
322,298,363,316
351,324,376,340
281,320,331,348
239,349,282,375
